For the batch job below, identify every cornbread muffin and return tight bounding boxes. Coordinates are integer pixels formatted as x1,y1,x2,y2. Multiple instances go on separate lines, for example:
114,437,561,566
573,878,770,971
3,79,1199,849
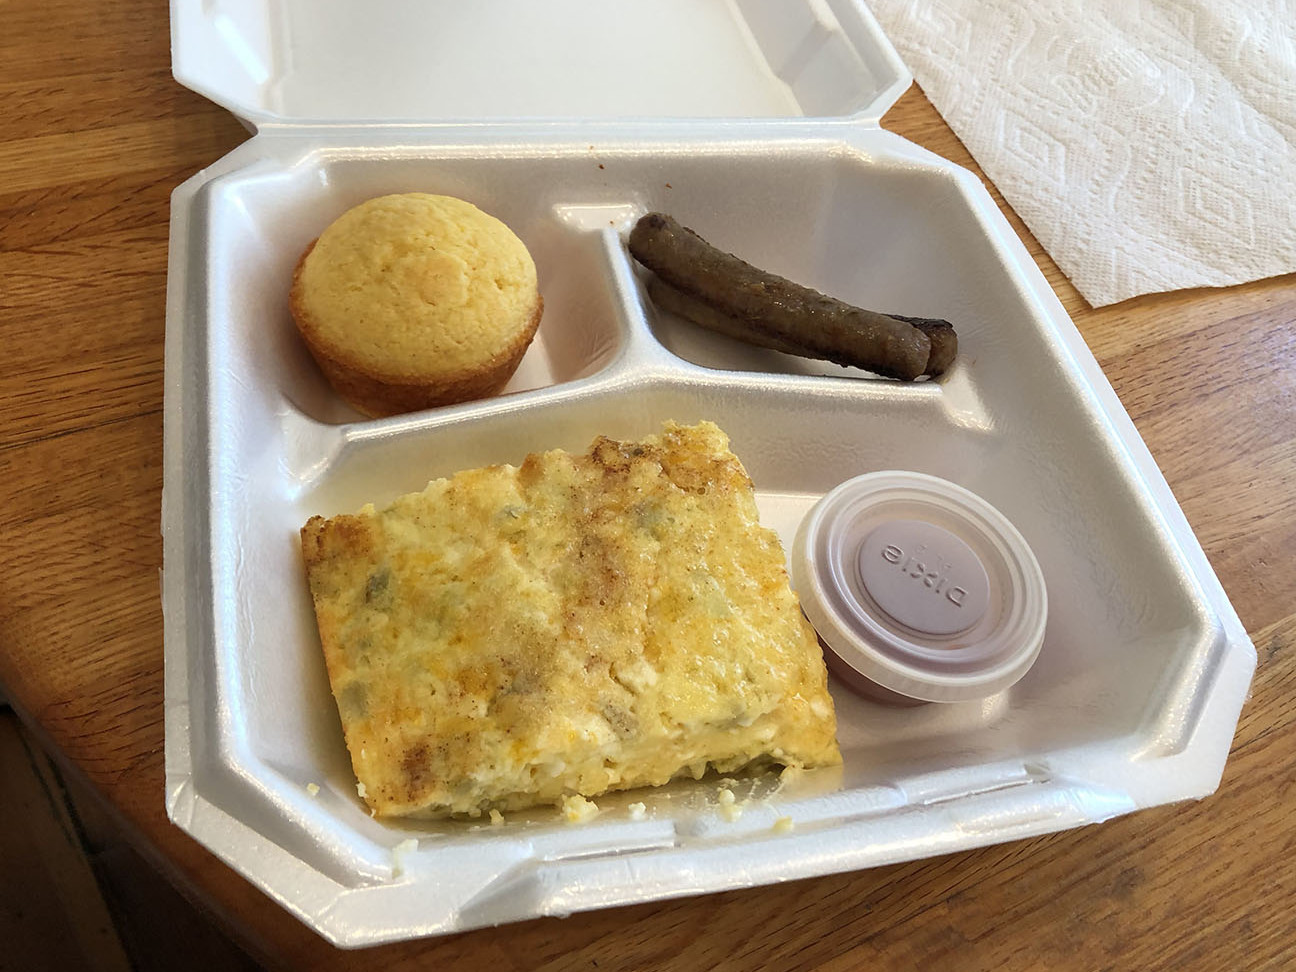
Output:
290,193,542,417
300,421,841,819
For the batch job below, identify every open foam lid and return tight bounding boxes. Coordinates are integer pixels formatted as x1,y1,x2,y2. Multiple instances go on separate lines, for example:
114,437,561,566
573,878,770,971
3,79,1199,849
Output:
170,0,911,127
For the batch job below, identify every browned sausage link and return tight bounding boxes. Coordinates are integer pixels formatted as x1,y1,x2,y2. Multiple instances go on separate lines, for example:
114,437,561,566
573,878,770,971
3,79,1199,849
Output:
647,278,818,357
889,314,959,378
652,278,959,379
629,212,944,381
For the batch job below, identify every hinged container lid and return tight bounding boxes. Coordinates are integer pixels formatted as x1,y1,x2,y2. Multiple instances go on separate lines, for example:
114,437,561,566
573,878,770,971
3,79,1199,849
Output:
170,0,911,127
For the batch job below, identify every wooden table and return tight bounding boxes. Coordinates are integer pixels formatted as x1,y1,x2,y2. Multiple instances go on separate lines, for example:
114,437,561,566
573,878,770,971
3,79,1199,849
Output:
3,2,1294,969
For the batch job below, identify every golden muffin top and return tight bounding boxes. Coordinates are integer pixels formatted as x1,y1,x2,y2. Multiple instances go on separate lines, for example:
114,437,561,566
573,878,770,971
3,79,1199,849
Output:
293,193,539,378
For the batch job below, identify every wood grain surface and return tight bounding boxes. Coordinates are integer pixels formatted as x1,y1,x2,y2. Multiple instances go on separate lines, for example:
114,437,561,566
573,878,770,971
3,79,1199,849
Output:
1,2,1293,969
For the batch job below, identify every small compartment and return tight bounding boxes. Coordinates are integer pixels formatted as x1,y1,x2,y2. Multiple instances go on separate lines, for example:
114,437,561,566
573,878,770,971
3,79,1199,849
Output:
630,151,987,381
204,155,627,424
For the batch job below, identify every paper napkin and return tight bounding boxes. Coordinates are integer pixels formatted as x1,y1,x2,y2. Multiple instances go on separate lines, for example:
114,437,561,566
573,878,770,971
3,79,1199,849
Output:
868,0,1296,306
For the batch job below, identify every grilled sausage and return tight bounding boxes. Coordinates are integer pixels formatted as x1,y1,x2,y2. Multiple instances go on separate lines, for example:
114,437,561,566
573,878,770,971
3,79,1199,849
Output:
629,212,957,380
890,314,959,379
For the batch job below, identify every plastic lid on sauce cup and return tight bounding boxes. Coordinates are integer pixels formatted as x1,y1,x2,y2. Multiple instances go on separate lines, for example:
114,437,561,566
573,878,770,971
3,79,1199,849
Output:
792,471,1048,704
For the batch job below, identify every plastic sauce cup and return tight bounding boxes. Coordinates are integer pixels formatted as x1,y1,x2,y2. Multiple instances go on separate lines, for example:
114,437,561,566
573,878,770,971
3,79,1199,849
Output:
792,471,1048,705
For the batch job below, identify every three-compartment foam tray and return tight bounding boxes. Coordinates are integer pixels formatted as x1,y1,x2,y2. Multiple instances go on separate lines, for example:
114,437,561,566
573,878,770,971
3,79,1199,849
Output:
163,0,1255,946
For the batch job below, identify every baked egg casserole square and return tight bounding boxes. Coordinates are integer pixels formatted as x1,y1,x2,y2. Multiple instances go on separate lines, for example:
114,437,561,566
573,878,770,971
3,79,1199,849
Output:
300,421,840,818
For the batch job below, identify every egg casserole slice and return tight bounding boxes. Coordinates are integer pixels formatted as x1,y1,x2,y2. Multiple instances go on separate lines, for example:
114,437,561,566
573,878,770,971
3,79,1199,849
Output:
300,421,840,818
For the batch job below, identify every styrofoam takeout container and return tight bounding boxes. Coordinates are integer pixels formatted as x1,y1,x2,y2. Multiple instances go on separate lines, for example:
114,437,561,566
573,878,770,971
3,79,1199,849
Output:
163,0,1256,947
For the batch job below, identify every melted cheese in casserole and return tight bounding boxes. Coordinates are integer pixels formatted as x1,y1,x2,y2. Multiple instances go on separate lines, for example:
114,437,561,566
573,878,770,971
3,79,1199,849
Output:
300,421,840,818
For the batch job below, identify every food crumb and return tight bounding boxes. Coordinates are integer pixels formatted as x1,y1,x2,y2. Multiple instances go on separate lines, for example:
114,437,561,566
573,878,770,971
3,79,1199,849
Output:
773,816,794,834
306,782,320,797
598,163,605,170
665,183,672,189
355,781,368,800
392,838,418,877
561,794,601,823
718,788,742,821
628,802,647,821
489,809,505,826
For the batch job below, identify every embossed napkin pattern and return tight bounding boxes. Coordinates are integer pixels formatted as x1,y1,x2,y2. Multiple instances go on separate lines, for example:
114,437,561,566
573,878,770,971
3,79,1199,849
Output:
868,0,1296,306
